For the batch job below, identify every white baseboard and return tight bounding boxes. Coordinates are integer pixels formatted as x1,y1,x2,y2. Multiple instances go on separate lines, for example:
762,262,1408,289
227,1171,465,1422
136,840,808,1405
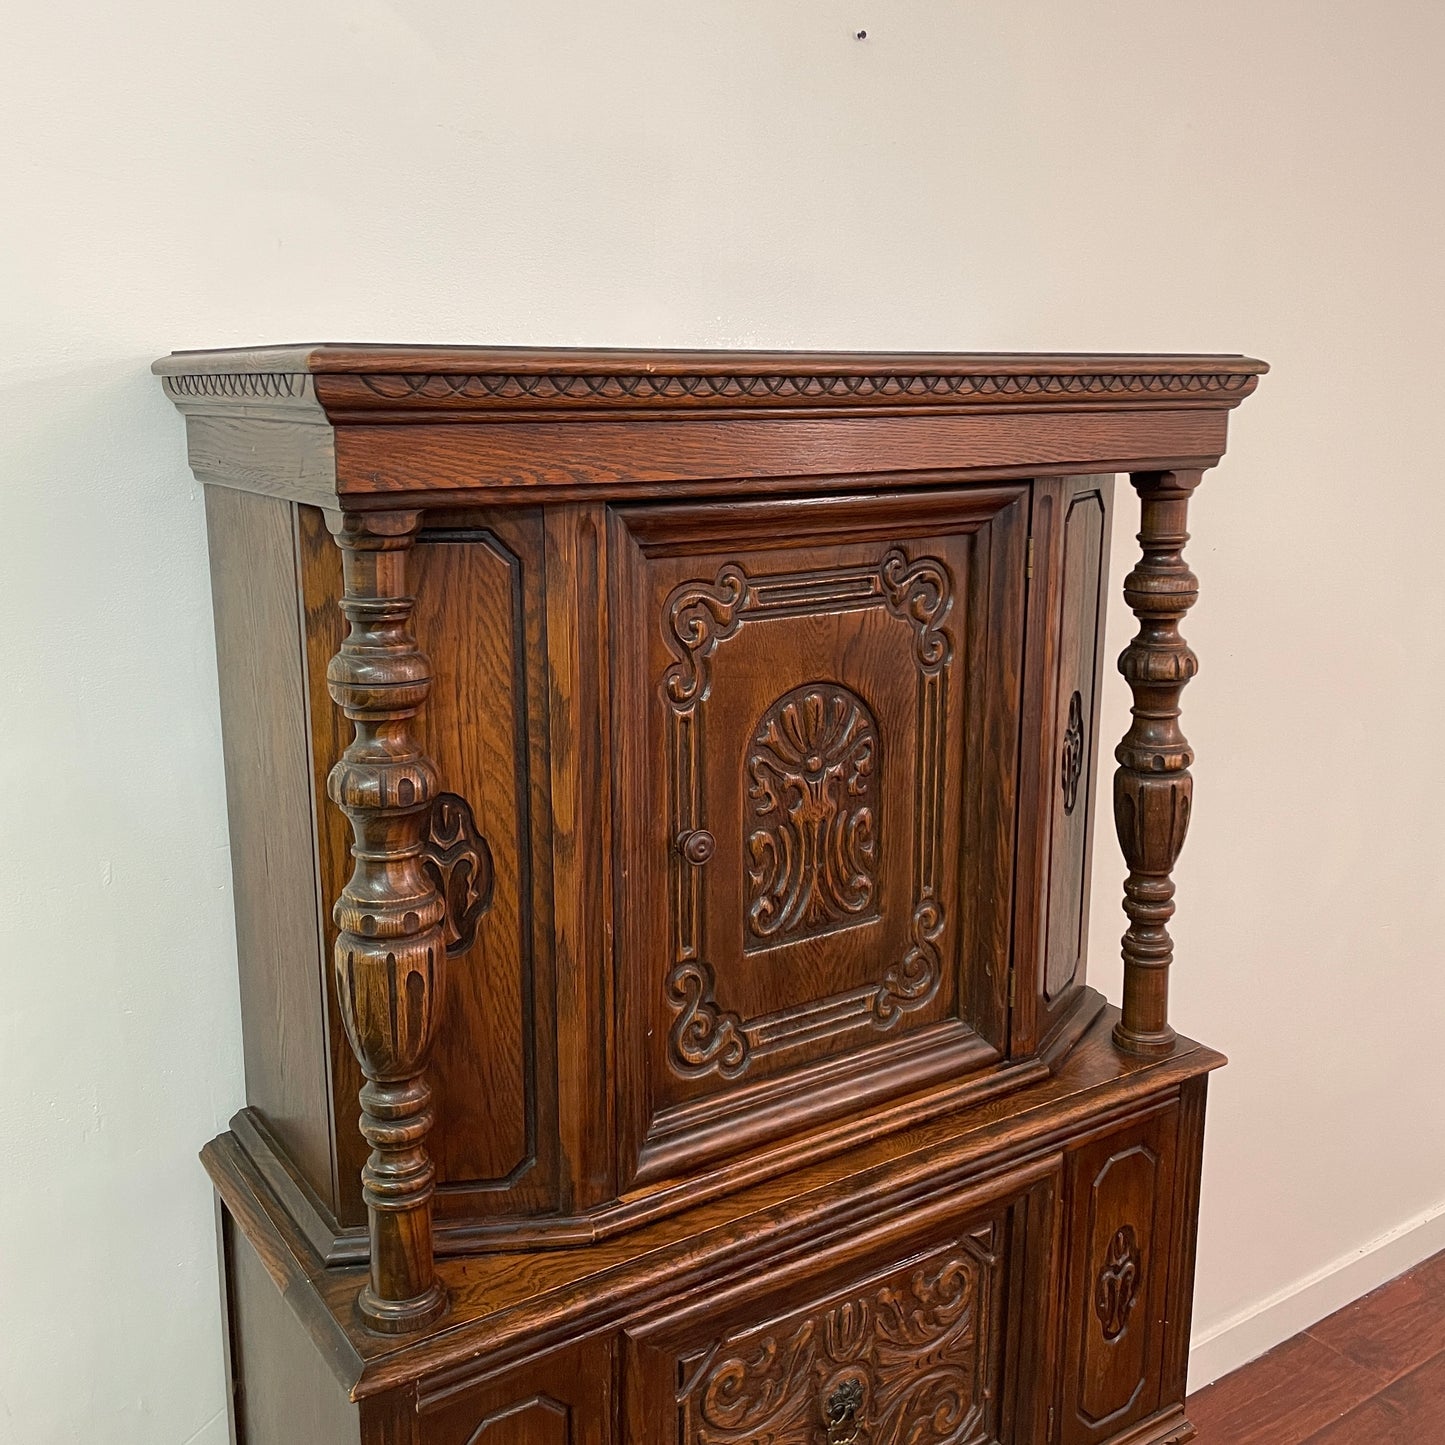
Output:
1188,1198,1445,1390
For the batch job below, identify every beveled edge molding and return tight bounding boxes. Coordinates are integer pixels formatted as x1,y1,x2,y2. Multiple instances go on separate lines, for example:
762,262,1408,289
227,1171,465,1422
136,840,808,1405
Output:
153,347,1267,423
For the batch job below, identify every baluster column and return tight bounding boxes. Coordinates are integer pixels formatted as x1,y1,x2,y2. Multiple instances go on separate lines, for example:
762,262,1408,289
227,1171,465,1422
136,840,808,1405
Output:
1113,470,1203,1057
325,508,449,1332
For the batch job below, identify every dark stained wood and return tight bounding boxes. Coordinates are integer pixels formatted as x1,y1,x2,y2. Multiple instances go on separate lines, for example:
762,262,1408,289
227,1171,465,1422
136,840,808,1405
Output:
324,508,450,1332
1013,474,1115,1057
422,1339,614,1445
161,345,1265,1443
1112,470,1202,1057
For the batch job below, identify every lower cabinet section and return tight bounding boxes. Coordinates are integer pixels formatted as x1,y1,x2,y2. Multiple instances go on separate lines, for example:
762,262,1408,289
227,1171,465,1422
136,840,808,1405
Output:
621,1160,1060,1445
221,1072,1210,1445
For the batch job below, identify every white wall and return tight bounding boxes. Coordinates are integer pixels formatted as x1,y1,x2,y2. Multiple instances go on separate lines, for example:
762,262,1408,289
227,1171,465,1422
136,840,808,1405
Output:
4,4,1443,1441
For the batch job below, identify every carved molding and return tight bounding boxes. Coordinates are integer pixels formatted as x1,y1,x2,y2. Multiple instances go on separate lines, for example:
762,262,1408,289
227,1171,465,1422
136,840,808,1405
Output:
682,1228,999,1445
163,370,306,402
1094,1225,1143,1342
350,368,1257,410
746,684,880,950
661,552,953,1080
420,791,494,957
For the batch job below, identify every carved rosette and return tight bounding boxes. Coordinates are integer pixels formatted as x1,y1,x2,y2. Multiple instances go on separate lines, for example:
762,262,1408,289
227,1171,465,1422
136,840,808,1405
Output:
683,1229,998,1445
1094,1225,1142,1342
325,509,448,1333
660,551,952,1081
1113,470,1203,1056
746,685,880,949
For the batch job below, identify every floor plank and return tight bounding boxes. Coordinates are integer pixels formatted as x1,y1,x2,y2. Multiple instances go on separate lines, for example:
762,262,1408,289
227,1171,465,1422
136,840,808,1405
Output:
1299,1348,1445,1443
1184,1332,1381,1444
1187,1250,1445,1444
1306,1249,1445,1387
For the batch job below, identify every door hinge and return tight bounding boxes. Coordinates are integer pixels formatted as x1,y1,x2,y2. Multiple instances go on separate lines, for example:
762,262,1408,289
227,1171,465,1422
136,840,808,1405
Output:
1026,534,1035,580
1008,967,1017,1008
1047,1405,1056,1442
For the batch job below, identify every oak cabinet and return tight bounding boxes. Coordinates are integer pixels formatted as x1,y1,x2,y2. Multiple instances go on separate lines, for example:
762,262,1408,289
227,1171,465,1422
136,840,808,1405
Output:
158,344,1263,1444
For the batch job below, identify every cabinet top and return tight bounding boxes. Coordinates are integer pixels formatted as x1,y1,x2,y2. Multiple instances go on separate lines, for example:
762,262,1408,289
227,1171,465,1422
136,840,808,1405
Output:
154,345,1267,507
155,343,1266,420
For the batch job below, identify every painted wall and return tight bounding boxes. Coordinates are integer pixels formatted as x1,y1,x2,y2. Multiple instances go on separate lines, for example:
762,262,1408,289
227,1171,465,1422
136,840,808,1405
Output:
4,4,1443,1440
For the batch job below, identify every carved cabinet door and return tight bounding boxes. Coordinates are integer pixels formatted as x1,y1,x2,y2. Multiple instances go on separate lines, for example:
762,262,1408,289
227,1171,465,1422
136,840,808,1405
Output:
610,487,1029,1185
1058,1106,1179,1445
622,1160,1058,1445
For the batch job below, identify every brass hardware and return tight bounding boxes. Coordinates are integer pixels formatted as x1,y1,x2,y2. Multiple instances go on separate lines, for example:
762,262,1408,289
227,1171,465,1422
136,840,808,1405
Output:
824,1378,865,1445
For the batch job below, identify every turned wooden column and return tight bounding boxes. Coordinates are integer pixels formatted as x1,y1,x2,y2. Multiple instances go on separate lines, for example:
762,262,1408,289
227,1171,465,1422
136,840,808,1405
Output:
325,509,448,1332
1112,469,1202,1057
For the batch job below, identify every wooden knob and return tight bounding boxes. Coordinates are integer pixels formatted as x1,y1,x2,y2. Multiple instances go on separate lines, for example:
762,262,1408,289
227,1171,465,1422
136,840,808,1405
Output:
677,829,715,865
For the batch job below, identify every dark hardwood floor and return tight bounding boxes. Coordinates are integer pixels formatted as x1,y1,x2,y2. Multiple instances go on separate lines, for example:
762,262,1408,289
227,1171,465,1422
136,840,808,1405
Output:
1187,1248,1445,1442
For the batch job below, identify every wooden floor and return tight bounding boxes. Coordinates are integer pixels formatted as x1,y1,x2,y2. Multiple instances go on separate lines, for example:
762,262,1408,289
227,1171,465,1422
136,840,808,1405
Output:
1186,1249,1445,1442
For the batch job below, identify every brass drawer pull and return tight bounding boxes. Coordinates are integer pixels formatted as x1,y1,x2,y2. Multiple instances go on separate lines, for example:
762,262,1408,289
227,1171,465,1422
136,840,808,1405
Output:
825,1378,865,1445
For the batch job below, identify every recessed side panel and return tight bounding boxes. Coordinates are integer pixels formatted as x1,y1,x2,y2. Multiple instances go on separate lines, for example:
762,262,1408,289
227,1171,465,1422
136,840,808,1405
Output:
1012,476,1114,1060
1045,483,1111,1004
299,506,559,1225
611,488,1028,1186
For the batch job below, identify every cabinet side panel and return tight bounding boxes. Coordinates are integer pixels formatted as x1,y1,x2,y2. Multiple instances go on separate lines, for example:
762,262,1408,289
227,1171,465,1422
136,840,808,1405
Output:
1012,476,1114,1057
1044,481,1111,1002
205,486,335,1211
224,1211,361,1445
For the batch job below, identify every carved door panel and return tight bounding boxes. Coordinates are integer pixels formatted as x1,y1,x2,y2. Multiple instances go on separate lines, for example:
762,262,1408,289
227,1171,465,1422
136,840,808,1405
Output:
1012,476,1113,1057
1058,1106,1178,1445
610,488,1029,1185
623,1160,1058,1445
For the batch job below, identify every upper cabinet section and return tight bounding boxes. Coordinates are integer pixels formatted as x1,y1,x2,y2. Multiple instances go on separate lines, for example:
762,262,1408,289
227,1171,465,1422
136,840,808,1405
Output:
153,346,1267,508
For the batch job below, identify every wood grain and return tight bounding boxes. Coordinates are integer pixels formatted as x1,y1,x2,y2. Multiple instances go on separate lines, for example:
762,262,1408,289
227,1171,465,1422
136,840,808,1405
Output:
163,345,1264,1439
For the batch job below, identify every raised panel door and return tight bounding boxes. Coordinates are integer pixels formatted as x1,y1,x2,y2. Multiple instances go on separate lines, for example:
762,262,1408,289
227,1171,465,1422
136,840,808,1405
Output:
611,487,1028,1185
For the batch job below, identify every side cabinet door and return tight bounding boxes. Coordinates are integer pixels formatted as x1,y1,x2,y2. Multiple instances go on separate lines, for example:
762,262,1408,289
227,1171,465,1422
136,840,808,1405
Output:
610,488,1029,1186
1013,476,1113,1055
623,1161,1059,1445
1058,1105,1178,1445
419,1339,615,1445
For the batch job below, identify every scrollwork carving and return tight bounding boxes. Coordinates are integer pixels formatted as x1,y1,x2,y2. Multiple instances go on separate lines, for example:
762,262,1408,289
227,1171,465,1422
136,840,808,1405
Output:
746,685,880,949
683,1235,999,1445
667,961,749,1078
881,549,952,671
660,552,954,1081
420,791,494,957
